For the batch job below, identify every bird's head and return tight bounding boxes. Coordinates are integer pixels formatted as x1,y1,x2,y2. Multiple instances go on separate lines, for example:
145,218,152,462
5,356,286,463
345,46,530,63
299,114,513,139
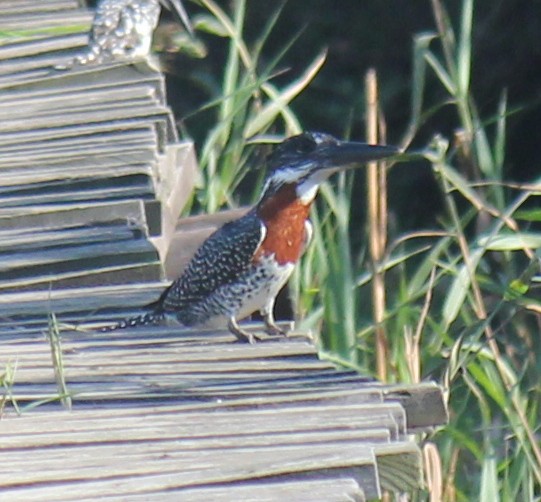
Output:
259,131,400,206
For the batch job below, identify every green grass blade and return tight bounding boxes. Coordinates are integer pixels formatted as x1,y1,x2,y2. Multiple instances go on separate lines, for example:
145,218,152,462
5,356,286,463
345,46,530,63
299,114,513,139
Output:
244,51,326,138
480,452,500,502
494,90,508,176
478,232,541,251
457,0,473,97
410,32,437,129
46,313,72,410
442,247,483,328
425,51,457,96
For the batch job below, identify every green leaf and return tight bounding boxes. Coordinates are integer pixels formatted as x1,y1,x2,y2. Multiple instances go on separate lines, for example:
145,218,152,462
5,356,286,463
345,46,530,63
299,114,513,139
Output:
192,14,229,37
480,452,500,502
494,90,508,176
425,51,456,96
514,209,541,222
443,248,483,328
505,279,529,300
437,162,503,215
457,0,473,96
478,233,541,251
408,236,452,297
410,32,437,127
356,245,431,287
473,113,496,178
243,51,326,138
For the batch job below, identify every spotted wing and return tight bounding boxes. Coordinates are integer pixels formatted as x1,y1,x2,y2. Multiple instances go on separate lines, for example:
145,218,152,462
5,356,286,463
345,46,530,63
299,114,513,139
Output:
159,210,264,313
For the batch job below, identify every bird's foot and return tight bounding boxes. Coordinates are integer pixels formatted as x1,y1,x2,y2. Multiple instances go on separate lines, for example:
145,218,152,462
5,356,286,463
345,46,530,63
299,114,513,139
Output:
263,314,287,338
228,317,260,344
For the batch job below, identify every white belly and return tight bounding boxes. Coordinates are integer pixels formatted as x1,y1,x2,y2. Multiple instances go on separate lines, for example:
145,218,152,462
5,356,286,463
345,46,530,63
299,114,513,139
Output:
173,254,295,328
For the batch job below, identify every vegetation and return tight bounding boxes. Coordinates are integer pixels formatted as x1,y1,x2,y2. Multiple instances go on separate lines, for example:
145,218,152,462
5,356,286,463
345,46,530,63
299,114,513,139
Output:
178,0,541,499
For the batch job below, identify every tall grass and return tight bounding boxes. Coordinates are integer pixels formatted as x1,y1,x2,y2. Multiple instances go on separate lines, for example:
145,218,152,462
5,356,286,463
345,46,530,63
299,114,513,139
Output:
191,0,541,498
292,0,541,499
184,0,323,213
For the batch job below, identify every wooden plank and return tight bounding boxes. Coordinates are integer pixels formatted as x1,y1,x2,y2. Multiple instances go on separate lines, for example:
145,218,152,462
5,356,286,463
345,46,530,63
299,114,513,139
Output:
0,472,369,502
0,34,88,63
383,383,449,432
0,2,82,16
1,478,366,502
0,83,158,113
1,430,392,461
129,478,366,502
0,53,196,288
0,106,173,136
4,387,388,418
0,123,158,154
376,443,423,492
0,0,197,290
0,443,381,498
1,404,404,441
0,336,319,360
0,0,79,7
8,65,169,122
0,283,164,315
0,200,149,230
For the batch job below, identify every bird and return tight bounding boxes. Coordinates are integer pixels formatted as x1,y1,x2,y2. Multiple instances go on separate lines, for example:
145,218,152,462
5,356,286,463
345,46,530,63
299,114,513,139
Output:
106,132,399,343
63,0,192,67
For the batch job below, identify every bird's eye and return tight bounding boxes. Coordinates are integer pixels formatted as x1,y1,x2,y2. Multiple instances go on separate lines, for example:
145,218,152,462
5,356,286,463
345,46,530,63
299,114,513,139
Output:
294,135,317,154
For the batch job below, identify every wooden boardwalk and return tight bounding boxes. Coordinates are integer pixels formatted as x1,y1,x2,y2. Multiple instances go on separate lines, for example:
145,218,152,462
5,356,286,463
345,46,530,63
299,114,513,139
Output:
0,0,197,292
0,311,447,501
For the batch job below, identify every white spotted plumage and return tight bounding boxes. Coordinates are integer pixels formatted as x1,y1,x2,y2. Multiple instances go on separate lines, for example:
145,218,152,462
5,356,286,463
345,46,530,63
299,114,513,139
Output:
62,0,191,68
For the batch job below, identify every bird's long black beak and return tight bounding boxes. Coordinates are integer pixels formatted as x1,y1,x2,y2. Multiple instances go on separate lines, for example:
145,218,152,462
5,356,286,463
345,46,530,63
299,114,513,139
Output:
318,141,400,170
160,0,193,36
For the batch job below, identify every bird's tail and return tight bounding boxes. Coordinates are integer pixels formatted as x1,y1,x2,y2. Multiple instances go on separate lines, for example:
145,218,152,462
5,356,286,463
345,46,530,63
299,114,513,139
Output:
101,311,166,332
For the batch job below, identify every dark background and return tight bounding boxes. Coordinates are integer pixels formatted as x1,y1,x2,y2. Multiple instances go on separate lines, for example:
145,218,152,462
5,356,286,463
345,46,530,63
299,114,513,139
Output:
166,0,541,179
86,0,541,181
87,0,541,225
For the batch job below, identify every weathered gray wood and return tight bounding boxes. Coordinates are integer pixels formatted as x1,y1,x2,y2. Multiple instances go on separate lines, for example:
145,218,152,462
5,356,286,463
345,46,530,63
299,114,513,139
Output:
383,383,449,432
0,473,368,502
0,318,444,500
129,478,366,502
0,479,366,502
376,443,423,492
0,1,81,16
0,284,163,315
1,405,404,443
0,321,446,433
0,442,380,497
0,5,197,290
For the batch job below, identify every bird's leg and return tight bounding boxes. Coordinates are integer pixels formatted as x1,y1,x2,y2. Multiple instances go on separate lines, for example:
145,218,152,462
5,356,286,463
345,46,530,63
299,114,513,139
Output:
261,299,286,337
228,316,257,344
263,312,286,337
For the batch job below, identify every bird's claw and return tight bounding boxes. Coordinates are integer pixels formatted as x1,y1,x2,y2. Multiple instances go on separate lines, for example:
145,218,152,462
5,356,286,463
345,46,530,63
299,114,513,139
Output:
264,322,287,338
263,314,288,338
228,317,261,344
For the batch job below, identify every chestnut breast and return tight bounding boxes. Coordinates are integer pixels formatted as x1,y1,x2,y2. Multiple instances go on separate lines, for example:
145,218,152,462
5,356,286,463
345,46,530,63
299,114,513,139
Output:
254,184,312,265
